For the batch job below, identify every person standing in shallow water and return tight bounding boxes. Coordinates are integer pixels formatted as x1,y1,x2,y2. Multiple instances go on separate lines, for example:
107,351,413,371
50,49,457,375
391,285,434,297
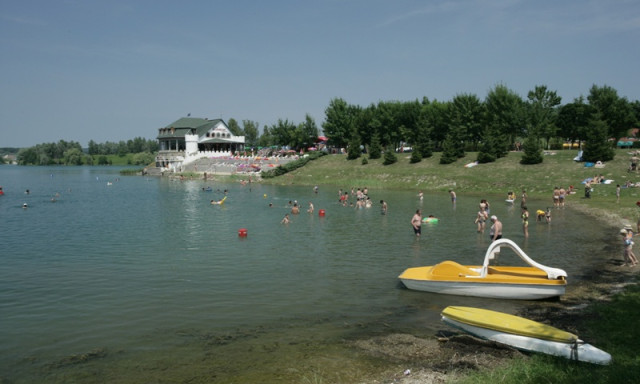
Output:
489,215,503,242
475,207,488,233
380,200,387,215
411,209,422,237
521,207,529,238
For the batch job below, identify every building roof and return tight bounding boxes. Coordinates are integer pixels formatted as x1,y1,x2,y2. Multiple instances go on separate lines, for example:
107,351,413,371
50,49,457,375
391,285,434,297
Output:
157,117,224,139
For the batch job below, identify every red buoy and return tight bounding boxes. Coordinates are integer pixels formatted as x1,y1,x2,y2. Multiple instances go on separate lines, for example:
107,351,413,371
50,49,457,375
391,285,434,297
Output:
238,228,248,237
319,209,326,217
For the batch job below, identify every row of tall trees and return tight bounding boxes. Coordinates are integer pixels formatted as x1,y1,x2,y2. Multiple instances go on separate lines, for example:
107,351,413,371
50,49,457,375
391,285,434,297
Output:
320,84,639,164
17,140,85,165
13,83,638,167
87,137,158,156
225,115,320,151
17,138,158,165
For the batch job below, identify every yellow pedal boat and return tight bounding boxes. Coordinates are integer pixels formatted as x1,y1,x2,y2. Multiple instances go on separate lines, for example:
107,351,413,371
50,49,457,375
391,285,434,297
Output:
398,239,567,300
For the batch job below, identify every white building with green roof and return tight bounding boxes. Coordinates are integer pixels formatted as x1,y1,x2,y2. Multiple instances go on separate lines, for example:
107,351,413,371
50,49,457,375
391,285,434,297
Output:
156,117,245,171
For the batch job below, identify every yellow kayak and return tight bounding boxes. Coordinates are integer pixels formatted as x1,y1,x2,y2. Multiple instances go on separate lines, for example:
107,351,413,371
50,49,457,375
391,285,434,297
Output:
442,306,576,343
441,306,612,364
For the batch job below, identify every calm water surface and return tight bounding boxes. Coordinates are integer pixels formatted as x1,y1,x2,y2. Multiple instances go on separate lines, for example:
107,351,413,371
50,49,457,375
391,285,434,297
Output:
0,166,615,383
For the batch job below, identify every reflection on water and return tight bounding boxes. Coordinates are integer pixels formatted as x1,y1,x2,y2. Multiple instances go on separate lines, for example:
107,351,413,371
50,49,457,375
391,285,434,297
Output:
0,166,617,383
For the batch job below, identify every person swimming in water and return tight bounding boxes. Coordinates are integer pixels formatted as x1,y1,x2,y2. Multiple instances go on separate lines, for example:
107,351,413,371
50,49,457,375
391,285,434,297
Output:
210,196,227,205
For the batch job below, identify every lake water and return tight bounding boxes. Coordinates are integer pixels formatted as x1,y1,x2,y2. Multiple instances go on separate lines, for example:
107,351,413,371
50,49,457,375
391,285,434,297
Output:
0,166,616,383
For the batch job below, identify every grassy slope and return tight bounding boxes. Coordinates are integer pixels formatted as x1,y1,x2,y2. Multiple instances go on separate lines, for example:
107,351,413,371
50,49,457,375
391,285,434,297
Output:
265,149,640,226
263,149,640,384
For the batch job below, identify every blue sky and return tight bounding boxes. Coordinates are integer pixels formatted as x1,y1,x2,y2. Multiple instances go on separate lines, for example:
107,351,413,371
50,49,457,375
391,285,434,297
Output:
1,0,639,148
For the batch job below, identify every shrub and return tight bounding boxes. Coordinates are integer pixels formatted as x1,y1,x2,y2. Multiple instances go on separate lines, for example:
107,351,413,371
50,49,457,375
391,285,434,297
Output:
261,152,326,178
383,149,397,165
520,137,543,165
368,133,382,159
477,150,496,164
410,150,422,164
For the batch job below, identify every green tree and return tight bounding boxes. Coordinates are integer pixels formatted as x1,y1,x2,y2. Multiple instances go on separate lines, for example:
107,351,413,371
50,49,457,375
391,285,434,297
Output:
448,93,484,150
520,136,543,164
323,98,357,148
439,133,459,164
526,85,562,149
298,114,319,150
146,138,159,153
588,84,636,142
415,103,434,158
383,147,397,165
127,137,148,153
632,100,640,126
242,120,260,148
104,141,118,155
583,114,614,162
17,147,38,165
227,118,243,136
270,119,297,148
422,100,450,149
117,141,128,157
418,136,433,158
409,149,422,163
374,101,400,149
476,127,500,163
63,148,85,165
484,84,525,157
132,152,155,165
556,97,593,145
88,140,100,155
347,128,361,160
353,104,375,149
257,125,274,148
368,132,382,159
395,100,422,150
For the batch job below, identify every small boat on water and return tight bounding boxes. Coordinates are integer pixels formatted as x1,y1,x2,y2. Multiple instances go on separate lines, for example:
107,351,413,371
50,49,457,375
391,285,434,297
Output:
441,306,612,365
398,238,567,300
